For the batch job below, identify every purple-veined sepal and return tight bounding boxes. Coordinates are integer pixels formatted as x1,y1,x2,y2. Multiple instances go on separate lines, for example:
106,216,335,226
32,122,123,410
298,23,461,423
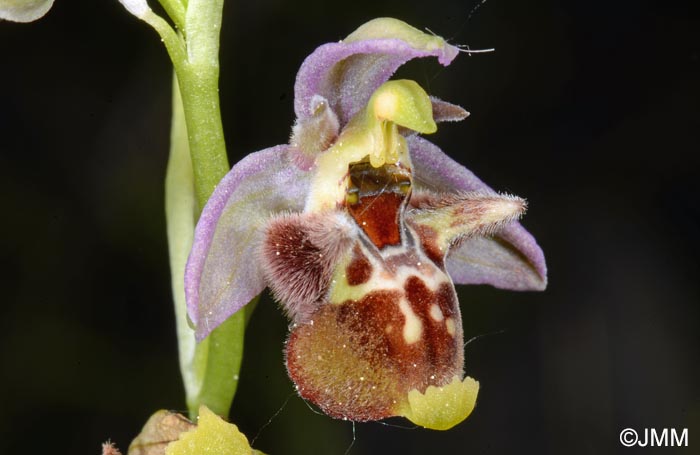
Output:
294,18,459,132
184,145,310,341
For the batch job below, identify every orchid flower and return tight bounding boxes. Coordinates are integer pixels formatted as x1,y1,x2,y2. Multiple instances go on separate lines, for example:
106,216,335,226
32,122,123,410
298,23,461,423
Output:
185,18,547,430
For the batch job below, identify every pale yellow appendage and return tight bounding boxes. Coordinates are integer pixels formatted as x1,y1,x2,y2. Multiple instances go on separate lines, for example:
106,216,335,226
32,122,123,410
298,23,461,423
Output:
399,376,480,430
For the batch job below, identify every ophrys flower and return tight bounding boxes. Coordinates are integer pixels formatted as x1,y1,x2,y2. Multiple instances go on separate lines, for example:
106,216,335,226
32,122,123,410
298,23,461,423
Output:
185,18,547,430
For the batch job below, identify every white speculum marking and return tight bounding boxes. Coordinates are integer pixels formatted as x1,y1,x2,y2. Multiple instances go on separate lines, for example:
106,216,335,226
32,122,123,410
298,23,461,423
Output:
429,304,444,322
445,318,456,336
398,297,422,344
330,223,458,343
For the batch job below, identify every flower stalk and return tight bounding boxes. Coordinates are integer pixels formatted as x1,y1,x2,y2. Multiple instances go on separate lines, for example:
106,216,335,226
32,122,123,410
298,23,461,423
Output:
121,0,245,419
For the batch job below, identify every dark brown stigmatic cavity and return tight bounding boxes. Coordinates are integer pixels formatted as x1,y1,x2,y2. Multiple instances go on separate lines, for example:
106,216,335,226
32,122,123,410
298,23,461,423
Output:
345,162,411,249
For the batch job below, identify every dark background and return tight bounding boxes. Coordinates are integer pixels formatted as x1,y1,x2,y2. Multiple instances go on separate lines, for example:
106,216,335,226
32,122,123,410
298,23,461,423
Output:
1,0,698,454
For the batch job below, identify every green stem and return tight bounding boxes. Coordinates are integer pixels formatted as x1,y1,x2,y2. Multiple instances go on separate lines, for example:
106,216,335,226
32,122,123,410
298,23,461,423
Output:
166,68,245,419
157,0,186,33
175,67,229,208
179,0,228,207
140,11,187,64
157,0,247,420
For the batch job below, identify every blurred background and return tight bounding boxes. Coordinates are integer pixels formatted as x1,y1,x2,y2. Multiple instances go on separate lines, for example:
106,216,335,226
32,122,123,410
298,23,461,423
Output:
1,0,698,453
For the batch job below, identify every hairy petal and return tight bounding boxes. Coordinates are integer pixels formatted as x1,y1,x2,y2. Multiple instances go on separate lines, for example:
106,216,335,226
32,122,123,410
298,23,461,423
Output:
294,18,459,126
429,97,470,123
408,136,547,290
185,145,310,340
398,97,469,137
261,211,355,323
289,95,340,171
409,191,527,250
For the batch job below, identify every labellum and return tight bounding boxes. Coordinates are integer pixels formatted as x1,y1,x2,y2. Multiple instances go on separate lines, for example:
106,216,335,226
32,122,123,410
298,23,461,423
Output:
262,95,526,427
278,157,466,422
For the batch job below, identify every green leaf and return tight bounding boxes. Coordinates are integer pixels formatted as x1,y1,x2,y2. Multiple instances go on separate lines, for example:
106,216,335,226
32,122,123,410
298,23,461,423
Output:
165,72,199,414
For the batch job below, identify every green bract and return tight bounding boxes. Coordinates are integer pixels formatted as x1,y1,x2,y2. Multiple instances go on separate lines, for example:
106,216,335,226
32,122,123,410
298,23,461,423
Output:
166,406,261,455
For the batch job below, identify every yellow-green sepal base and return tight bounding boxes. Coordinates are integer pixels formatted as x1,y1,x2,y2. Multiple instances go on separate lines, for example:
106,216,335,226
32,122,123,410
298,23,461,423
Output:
399,375,479,430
